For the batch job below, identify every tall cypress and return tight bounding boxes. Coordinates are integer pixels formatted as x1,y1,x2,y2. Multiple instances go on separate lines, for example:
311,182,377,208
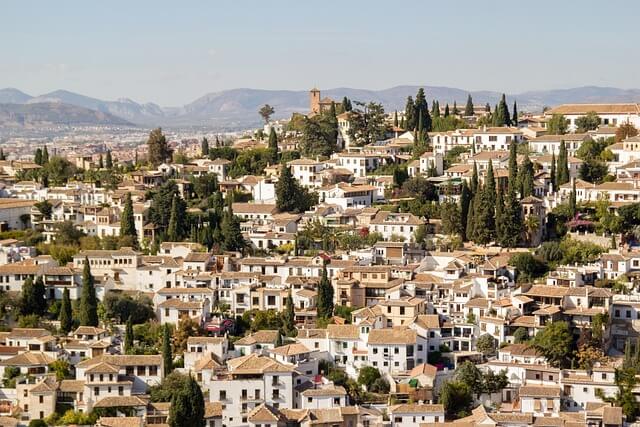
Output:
495,186,505,243
520,154,534,198
404,96,415,131
512,101,518,126
267,127,278,164
569,180,577,217
221,206,245,252
550,153,557,193
501,184,523,247
474,182,496,245
464,95,474,116
414,88,432,131
167,196,180,242
105,151,113,169
201,137,209,157
0,149,5,161
34,149,43,166
453,101,459,116
98,154,104,169
283,291,296,337
42,146,49,164
317,265,334,320
59,288,72,334
79,258,98,327
557,141,570,186
163,324,173,376
470,162,479,195
169,375,204,427
120,192,138,247
393,111,399,127
444,103,450,117
124,316,134,353
460,181,472,241
508,139,518,193
485,160,496,206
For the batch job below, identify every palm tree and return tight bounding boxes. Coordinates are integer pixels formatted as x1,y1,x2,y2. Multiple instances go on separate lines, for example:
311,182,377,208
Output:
525,215,540,246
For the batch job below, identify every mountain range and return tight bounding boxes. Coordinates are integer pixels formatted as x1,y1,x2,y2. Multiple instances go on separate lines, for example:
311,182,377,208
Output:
2,85,640,130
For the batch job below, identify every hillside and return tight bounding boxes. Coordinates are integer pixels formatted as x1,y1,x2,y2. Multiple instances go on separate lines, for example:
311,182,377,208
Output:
0,102,133,128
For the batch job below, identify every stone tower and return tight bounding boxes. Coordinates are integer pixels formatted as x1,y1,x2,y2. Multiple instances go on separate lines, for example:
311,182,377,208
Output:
309,88,321,114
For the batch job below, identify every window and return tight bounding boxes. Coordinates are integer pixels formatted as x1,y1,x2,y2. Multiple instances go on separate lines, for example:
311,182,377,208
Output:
94,387,99,396
137,366,146,375
149,366,158,376
219,390,226,400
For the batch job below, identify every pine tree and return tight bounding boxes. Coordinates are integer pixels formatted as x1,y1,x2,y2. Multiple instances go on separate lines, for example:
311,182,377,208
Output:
393,111,398,127
201,137,209,158
163,324,173,376
464,95,474,116
317,265,334,320
79,258,98,327
550,153,557,193
494,94,511,127
460,181,472,241
124,316,134,353
20,276,45,316
557,141,570,186
169,375,205,427
512,101,518,126
59,288,72,334
98,154,104,169
283,291,296,337
42,146,49,164
120,192,138,247
404,96,415,131
444,103,450,117
519,154,534,198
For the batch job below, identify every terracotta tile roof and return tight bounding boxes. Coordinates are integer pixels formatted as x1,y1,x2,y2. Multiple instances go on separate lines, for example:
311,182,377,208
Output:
93,396,148,408
205,402,223,418
226,353,294,374
412,314,440,329
547,103,640,115
0,351,54,366
234,330,279,346
301,385,347,397
77,354,162,369
519,384,561,398
409,363,437,378
367,328,416,345
389,403,445,414
269,343,311,357
327,324,360,340
97,417,143,427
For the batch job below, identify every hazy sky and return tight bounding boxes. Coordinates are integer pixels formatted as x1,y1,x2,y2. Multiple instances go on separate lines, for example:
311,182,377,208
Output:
2,0,638,106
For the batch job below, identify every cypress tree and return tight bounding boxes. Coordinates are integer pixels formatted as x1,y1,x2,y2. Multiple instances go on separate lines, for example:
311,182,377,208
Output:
508,139,518,192
495,186,505,243
283,291,296,337
485,103,491,113
163,324,173,376
453,101,459,116
42,146,49,164
444,103,450,117
98,154,104,169
431,100,438,117
512,101,518,126
317,265,334,320
267,127,278,164
474,183,496,245
404,96,415,131
79,258,98,327
33,276,46,316
21,276,46,316
120,192,138,247
500,185,523,247
414,88,432,131
400,116,405,130
124,316,134,353
470,162,479,194
167,196,180,241
569,180,577,217
169,375,204,427
492,104,499,126
464,95,474,116
34,148,43,166
19,277,35,316
276,166,300,212
342,96,352,112
550,153,557,193
460,181,472,241
105,150,113,169
519,154,534,198
201,137,209,157
59,288,72,334
221,206,245,252
485,160,496,206
393,111,398,127
432,100,440,119
557,140,570,186
0,148,5,161
494,94,511,126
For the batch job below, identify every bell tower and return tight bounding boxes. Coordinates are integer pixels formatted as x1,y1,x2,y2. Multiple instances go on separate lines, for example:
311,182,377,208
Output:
309,88,321,114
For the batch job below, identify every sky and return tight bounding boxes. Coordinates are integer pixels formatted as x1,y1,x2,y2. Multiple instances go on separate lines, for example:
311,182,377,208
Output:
2,0,639,106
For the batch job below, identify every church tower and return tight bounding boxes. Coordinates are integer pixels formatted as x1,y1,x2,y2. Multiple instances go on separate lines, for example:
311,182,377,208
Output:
309,88,321,114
